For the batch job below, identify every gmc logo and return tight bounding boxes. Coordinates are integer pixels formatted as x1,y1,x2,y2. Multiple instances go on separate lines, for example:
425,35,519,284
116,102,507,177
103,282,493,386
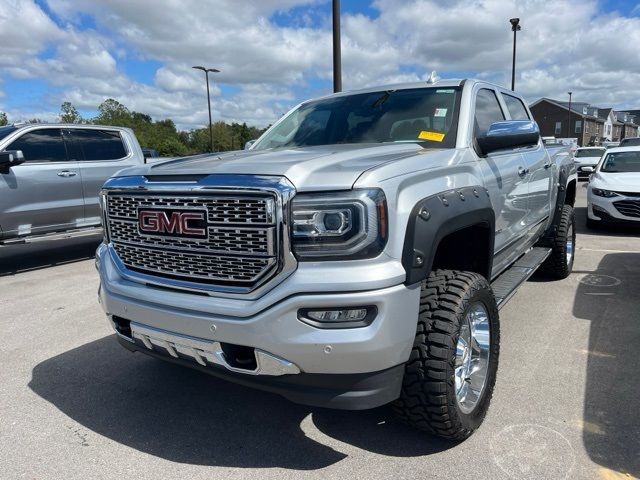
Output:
138,209,207,239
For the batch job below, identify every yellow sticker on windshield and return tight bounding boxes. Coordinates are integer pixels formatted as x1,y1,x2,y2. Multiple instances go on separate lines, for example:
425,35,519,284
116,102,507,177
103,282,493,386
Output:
419,131,445,142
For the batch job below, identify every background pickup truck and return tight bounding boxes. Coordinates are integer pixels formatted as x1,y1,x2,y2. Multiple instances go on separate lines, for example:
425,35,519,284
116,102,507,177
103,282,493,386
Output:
96,79,577,441
0,124,146,244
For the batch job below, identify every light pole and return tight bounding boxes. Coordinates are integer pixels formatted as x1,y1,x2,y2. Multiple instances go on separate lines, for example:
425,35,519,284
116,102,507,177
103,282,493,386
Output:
332,0,342,93
510,18,521,91
566,91,573,140
192,65,220,152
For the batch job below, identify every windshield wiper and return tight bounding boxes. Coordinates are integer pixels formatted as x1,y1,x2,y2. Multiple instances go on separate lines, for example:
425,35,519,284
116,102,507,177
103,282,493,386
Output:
371,90,395,108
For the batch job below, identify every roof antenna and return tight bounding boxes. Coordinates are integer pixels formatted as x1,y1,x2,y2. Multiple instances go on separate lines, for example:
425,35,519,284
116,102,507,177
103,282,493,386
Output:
426,71,439,84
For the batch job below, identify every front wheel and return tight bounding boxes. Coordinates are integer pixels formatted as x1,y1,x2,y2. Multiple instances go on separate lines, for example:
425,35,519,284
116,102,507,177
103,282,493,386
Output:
392,270,500,441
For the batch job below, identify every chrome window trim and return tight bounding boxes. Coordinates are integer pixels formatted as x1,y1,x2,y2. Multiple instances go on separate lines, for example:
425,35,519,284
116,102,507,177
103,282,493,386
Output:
101,174,297,300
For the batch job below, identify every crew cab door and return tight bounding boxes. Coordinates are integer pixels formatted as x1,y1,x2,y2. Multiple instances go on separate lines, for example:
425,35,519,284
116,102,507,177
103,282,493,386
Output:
67,128,138,225
499,92,553,235
472,88,530,267
0,127,84,238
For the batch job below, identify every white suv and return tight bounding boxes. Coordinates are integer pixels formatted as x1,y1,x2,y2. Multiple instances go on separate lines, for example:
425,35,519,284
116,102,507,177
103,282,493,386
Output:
587,146,640,227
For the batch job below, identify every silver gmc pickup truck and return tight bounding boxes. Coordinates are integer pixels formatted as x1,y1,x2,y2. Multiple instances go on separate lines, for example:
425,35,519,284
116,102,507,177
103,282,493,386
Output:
0,124,145,244
96,79,577,440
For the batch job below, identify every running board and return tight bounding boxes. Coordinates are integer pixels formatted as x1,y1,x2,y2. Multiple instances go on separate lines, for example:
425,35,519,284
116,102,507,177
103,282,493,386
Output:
491,247,552,309
0,227,102,245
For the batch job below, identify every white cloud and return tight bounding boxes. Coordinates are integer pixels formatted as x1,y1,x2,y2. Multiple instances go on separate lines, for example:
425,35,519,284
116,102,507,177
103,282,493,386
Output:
2,0,640,129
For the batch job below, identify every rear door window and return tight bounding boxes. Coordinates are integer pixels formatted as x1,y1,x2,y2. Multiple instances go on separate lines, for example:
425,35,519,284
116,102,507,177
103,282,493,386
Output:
5,128,68,162
502,93,530,120
72,129,127,161
474,89,505,135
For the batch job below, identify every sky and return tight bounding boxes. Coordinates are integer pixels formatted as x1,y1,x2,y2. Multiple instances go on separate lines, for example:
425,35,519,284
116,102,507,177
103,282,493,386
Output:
1,0,640,130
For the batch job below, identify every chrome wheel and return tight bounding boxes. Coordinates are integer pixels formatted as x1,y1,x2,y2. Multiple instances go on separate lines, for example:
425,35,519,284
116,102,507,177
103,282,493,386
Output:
566,223,574,265
455,302,491,414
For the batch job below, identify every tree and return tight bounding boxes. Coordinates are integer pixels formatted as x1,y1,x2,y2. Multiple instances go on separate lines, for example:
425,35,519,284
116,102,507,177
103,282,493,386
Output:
0,112,7,126
94,98,131,125
60,102,82,124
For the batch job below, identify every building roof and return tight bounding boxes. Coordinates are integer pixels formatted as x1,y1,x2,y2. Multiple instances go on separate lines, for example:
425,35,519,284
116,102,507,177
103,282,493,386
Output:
529,98,604,122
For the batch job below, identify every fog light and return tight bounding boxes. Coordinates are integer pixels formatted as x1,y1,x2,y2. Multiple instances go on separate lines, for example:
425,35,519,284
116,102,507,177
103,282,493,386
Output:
298,306,377,329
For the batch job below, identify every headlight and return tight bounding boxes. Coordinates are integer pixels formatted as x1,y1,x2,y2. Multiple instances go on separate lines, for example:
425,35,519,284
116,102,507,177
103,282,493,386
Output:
291,188,387,260
591,188,619,198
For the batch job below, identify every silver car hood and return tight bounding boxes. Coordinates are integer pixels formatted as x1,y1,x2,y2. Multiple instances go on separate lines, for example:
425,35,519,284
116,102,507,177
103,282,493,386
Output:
117,143,429,191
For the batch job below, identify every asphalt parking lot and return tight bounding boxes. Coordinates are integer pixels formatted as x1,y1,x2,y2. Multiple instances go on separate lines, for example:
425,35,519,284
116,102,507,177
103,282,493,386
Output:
1,183,638,480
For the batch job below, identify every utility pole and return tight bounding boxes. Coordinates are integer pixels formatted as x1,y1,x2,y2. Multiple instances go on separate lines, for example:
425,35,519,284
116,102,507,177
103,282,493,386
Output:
567,91,573,140
192,66,220,152
510,18,521,91
332,0,342,93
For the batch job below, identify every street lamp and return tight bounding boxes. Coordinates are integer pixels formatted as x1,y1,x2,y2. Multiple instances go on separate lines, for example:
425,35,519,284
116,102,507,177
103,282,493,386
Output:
567,91,573,140
332,0,342,93
192,65,220,153
510,18,521,91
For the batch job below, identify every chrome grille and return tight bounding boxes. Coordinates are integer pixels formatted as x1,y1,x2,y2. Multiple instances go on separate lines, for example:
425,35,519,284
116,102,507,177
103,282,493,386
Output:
113,243,275,283
613,200,640,218
108,218,274,255
106,192,279,288
107,195,272,224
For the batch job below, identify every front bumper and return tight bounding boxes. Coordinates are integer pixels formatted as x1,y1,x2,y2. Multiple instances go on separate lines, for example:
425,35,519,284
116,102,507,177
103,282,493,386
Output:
587,191,640,224
97,243,420,409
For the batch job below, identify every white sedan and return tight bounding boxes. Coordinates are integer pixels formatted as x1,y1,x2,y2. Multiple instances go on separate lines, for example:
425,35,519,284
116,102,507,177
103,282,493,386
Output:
586,146,640,228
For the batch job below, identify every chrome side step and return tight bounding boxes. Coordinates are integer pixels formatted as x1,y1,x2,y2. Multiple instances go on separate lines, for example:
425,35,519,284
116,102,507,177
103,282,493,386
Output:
491,247,552,309
0,227,102,245
127,321,301,377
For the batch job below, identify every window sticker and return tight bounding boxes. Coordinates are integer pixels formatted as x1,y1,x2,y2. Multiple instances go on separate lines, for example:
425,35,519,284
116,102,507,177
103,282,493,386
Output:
434,108,448,117
436,89,455,93
419,131,445,142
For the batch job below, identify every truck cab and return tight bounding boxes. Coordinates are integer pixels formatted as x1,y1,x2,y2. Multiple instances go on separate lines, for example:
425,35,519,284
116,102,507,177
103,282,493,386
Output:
0,124,144,243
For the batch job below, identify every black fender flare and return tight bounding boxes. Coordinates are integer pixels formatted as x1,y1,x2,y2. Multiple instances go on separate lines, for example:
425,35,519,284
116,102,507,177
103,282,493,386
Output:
541,161,576,242
402,186,495,284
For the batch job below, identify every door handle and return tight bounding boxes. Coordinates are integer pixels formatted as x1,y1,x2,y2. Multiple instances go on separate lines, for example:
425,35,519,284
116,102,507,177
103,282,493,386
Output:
517,166,529,177
57,170,77,177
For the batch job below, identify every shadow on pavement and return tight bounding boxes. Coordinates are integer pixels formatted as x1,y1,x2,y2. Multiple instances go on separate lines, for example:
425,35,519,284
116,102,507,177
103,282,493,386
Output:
0,236,101,276
29,336,452,470
573,253,640,477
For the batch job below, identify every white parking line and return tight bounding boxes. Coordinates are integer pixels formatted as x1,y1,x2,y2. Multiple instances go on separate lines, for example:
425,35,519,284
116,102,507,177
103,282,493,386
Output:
578,247,639,254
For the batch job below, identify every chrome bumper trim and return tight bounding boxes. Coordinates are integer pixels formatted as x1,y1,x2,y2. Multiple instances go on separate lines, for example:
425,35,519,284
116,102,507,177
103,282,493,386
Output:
127,321,301,376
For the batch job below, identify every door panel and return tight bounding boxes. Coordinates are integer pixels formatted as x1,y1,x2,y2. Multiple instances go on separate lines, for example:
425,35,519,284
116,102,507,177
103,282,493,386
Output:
68,129,139,225
522,145,553,229
479,152,530,258
472,88,530,268
0,128,84,237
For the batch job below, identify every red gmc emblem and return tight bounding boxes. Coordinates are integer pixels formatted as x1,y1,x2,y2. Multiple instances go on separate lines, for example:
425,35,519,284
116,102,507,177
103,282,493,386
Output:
138,209,207,238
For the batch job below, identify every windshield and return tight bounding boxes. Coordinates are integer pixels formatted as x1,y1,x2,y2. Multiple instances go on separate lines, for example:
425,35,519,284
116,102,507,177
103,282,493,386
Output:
253,87,461,150
0,126,18,143
575,148,605,158
620,137,640,147
600,151,640,173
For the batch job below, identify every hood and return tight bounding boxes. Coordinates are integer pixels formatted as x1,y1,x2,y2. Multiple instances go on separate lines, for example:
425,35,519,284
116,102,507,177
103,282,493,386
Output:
117,143,428,191
592,172,640,192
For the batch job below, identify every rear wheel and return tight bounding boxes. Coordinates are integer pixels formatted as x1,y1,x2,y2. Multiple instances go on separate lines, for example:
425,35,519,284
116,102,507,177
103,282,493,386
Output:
392,270,500,441
541,205,575,279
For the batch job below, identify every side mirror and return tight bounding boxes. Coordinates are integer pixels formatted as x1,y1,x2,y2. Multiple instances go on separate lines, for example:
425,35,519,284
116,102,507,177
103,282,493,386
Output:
582,166,594,173
244,140,256,150
0,150,25,173
476,120,540,156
